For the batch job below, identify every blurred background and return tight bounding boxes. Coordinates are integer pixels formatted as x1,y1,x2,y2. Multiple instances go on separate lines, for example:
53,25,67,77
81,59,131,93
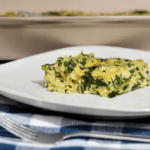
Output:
1,0,150,14
0,0,150,60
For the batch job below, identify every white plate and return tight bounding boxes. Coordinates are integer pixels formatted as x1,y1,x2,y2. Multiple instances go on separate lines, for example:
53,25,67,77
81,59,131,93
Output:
0,45,150,117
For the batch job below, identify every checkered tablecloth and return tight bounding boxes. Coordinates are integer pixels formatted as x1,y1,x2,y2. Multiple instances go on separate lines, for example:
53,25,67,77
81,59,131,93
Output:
1,94,150,150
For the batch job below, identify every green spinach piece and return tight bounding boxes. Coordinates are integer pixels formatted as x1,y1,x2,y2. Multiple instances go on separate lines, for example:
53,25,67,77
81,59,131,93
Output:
115,74,124,87
80,58,86,66
70,59,76,67
42,64,54,71
108,91,119,98
65,89,68,94
123,85,128,90
64,67,73,74
127,63,134,67
125,59,130,62
96,91,100,96
95,78,107,87
57,57,63,66
139,72,145,80
82,72,94,89
64,61,70,67
101,58,107,62
81,81,86,93
131,82,141,91
64,60,74,74
77,84,80,92
130,69,135,74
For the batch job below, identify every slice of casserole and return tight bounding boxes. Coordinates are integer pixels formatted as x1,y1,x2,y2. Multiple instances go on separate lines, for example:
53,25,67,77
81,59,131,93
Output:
42,51,150,98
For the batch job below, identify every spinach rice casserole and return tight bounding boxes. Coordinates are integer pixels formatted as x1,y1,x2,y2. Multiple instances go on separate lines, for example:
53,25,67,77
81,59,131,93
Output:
42,51,150,98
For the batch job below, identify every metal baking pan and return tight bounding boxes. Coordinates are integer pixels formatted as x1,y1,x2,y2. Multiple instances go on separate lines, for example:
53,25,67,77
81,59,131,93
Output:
0,16,150,60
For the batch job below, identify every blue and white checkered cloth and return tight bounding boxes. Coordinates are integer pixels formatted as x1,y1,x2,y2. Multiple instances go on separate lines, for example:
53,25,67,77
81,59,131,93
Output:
1,94,150,150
